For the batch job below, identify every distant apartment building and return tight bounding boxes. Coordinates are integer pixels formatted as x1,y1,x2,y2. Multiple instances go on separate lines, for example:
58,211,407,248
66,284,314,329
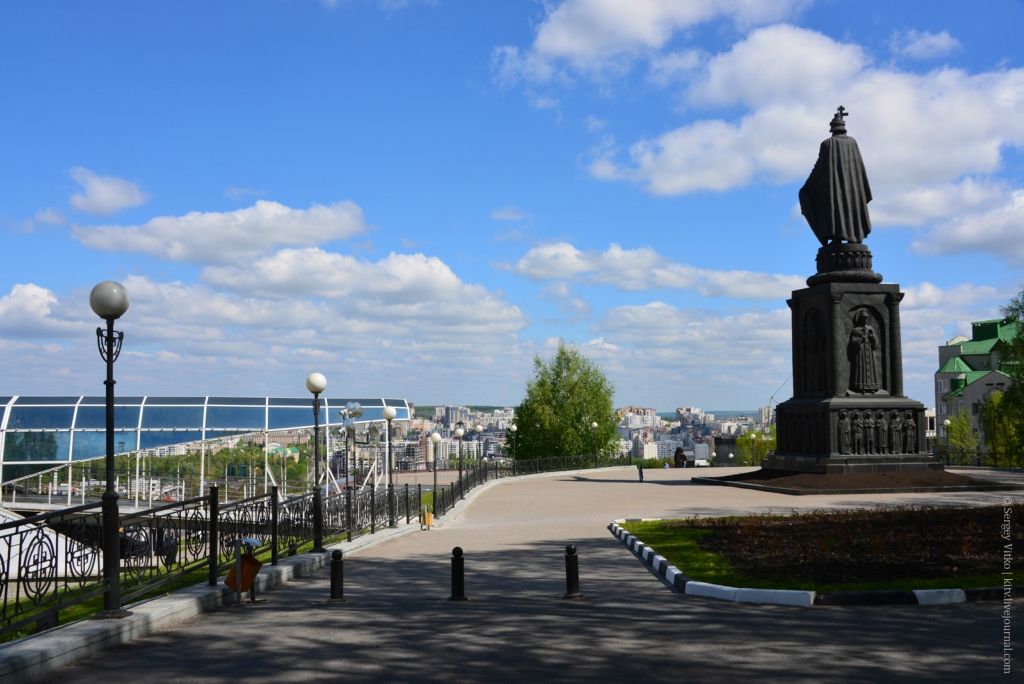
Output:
439,405,470,427
676,407,706,426
935,318,1017,444
758,406,772,425
618,406,661,429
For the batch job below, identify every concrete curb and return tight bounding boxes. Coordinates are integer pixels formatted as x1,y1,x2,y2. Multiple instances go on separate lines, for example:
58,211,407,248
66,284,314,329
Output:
609,520,1023,608
608,522,689,595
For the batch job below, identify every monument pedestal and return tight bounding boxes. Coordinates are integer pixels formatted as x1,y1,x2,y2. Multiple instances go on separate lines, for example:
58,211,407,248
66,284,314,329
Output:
766,243,942,475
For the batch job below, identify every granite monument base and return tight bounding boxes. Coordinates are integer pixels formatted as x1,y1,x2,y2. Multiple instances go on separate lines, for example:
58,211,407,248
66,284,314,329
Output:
765,395,941,474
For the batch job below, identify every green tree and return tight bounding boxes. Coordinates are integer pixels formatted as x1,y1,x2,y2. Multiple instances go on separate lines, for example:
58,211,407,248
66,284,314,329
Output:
977,391,1020,465
735,427,777,466
510,340,617,461
944,413,977,464
976,285,1024,466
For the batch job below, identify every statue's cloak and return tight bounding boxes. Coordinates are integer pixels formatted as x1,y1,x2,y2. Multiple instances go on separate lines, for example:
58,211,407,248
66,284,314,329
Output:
798,134,873,245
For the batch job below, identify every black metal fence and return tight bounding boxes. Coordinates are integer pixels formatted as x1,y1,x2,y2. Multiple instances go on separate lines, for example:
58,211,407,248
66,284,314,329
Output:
0,502,106,637
937,449,1024,469
0,452,630,639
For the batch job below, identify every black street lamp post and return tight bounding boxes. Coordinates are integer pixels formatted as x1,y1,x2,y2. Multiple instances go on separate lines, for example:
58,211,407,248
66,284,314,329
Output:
508,423,517,475
474,423,484,463
90,281,132,619
384,406,397,528
455,421,465,493
590,421,599,468
306,373,327,553
943,418,951,466
429,431,441,508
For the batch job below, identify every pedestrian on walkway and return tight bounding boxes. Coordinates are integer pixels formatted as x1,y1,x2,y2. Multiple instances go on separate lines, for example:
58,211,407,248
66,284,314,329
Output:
638,463,644,482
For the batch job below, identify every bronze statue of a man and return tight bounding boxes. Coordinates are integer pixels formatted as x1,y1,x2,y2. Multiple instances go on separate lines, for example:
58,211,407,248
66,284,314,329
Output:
799,106,873,245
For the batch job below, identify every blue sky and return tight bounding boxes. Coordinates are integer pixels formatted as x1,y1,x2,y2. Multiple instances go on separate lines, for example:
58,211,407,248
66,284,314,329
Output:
1,0,1022,410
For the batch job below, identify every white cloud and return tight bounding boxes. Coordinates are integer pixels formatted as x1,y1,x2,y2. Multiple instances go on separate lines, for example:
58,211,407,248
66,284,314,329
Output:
585,115,608,132
646,49,702,86
532,96,560,110
0,253,533,400
579,278,1009,407
539,281,592,316
869,178,1006,226
34,208,66,225
69,167,149,216
71,200,370,265
912,190,1024,266
496,0,810,82
513,242,803,299
588,24,1024,234
0,284,82,338
902,282,1003,310
891,30,961,60
491,205,529,221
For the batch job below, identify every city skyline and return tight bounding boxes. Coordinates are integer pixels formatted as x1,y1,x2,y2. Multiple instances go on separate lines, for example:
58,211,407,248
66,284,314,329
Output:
1,1,1021,409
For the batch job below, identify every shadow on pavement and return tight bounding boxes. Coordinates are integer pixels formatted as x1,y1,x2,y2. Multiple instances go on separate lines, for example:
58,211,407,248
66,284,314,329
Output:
44,535,1001,684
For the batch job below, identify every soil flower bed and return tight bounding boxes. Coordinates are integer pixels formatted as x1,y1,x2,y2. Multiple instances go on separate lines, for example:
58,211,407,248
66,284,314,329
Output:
622,504,1023,592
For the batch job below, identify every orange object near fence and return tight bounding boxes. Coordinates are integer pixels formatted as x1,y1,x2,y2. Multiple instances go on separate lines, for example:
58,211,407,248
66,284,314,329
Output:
225,554,263,592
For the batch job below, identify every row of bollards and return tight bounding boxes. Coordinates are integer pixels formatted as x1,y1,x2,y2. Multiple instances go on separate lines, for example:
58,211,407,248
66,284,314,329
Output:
450,544,582,600
326,544,583,603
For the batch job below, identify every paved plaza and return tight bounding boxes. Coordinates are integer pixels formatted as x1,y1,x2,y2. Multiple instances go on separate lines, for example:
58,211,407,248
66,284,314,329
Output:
37,467,1017,683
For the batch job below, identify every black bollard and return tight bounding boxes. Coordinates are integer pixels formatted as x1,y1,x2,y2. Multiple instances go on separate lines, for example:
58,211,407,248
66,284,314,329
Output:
564,544,582,599
449,547,467,601
329,550,346,603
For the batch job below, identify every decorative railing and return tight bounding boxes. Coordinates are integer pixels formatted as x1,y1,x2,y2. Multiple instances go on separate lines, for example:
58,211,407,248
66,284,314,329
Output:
119,495,212,603
0,502,106,637
1,452,628,640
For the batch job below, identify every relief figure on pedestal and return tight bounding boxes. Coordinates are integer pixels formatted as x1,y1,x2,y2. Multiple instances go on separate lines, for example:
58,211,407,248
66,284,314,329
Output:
848,309,880,393
803,309,827,394
888,410,902,455
839,410,851,455
875,411,887,454
903,412,917,454
852,412,864,455
864,411,875,454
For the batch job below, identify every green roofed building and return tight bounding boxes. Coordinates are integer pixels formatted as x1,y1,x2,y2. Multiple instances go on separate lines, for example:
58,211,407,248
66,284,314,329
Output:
934,318,1018,439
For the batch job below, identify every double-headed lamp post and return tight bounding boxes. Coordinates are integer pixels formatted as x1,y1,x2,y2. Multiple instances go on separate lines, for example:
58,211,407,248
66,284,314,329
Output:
383,406,398,527
306,372,327,553
430,431,442,500
91,281,132,619
591,421,599,468
339,401,362,484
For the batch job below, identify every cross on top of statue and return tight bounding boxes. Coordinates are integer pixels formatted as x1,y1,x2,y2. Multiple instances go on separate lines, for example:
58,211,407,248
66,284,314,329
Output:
830,106,848,135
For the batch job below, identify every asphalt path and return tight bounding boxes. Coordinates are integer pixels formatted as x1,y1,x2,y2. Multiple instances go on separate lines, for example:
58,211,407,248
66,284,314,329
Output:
38,467,1017,683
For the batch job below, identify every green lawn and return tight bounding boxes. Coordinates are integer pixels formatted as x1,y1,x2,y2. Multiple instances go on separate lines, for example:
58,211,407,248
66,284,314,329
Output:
622,519,1024,593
